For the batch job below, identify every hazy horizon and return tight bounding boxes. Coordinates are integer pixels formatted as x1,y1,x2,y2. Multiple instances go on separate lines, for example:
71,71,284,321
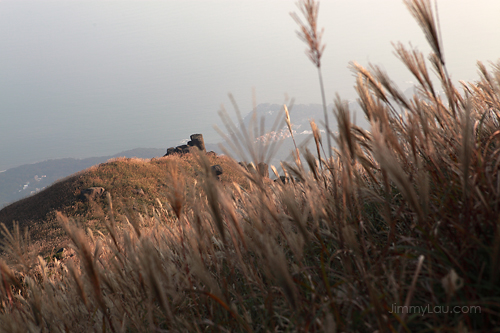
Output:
1,0,499,171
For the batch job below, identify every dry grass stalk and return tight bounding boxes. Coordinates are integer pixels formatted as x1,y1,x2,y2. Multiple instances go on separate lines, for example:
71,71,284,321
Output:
284,104,301,166
291,0,332,159
0,0,499,331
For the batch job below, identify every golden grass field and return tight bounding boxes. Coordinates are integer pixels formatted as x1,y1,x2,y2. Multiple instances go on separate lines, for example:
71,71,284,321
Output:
0,0,499,331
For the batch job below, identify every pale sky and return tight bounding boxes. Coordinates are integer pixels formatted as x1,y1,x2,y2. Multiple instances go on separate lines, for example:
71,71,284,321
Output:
0,0,499,170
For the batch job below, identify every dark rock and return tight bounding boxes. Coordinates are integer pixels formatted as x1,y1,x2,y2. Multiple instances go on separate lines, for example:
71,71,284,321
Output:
188,134,206,152
211,165,223,176
133,188,145,196
172,145,187,155
179,145,191,154
247,163,256,173
206,151,217,157
257,162,269,178
275,176,290,184
80,187,105,201
238,162,248,170
54,247,65,260
165,134,206,156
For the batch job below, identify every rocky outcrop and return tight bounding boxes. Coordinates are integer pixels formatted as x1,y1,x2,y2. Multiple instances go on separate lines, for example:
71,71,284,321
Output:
166,145,194,155
80,187,105,201
188,134,205,152
238,162,247,170
275,176,290,184
210,164,223,181
132,188,145,196
211,165,223,176
257,162,269,178
165,134,206,156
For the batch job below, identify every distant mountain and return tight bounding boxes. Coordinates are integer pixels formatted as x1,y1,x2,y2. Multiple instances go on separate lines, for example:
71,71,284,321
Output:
0,103,369,208
218,102,369,168
240,102,369,131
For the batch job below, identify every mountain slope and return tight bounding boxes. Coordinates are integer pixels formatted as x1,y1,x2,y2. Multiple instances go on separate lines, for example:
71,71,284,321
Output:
0,152,246,255
0,148,167,208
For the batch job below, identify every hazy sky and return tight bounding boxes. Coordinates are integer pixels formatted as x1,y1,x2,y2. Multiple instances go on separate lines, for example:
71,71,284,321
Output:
1,0,499,170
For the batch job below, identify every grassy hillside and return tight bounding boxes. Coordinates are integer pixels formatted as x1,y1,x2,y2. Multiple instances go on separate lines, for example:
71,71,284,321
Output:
0,153,247,256
0,148,168,208
0,0,499,331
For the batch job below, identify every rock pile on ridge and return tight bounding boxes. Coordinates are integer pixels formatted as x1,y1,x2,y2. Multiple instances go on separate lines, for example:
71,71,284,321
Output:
165,134,206,156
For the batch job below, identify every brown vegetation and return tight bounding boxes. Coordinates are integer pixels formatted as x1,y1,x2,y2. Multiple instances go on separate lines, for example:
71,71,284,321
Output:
0,0,499,331
0,154,246,256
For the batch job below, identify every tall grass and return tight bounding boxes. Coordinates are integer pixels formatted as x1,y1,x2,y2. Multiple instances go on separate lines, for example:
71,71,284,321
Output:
1,0,499,331
291,0,331,159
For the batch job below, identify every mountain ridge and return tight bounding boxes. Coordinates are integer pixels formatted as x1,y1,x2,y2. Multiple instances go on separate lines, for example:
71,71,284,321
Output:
0,148,163,208
0,151,247,255
1,102,364,208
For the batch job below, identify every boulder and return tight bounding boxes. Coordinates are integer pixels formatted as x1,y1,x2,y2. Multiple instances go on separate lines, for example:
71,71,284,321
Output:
275,176,290,184
257,162,269,178
133,188,145,196
246,163,256,173
52,247,75,262
165,134,206,156
177,145,190,154
188,146,200,154
80,187,105,201
54,247,65,260
187,134,206,152
211,165,223,176
238,162,248,170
